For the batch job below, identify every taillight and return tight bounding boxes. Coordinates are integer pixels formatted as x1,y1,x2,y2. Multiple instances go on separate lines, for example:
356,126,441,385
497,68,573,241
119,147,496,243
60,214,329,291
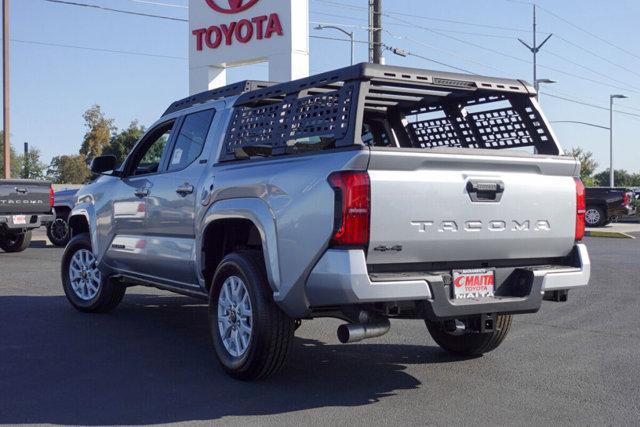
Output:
328,171,370,248
623,192,630,206
49,185,55,209
575,178,585,241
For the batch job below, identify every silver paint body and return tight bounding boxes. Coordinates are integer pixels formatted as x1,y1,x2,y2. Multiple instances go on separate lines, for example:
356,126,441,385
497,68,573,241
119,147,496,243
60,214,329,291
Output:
69,96,590,318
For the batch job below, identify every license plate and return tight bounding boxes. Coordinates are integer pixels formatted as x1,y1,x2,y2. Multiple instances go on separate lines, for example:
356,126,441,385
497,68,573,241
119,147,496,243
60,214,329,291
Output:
451,269,495,300
12,215,27,225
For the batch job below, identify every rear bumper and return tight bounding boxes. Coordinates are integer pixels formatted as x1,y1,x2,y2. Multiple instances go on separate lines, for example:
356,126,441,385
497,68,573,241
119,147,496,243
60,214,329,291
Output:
0,214,54,231
306,244,590,320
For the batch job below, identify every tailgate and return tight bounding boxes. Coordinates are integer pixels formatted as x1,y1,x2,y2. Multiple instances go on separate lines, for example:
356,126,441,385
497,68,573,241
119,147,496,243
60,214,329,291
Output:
366,148,579,265
0,180,52,215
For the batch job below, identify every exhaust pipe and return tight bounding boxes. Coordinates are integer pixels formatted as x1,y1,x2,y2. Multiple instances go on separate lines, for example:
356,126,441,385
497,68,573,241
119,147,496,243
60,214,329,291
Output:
337,318,390,343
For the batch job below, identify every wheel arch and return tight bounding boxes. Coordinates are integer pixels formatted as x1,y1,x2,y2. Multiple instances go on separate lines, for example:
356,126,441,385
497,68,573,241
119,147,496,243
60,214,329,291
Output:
198,198,280,294
68,204,100,255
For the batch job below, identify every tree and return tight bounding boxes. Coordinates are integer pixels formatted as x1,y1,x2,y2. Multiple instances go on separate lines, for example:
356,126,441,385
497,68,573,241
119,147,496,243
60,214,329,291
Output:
102,120,145,164
79,105,115,164
17,147,47,180
47,155,91,184
593,169,639,187
0,131,21,178
565,147,598,186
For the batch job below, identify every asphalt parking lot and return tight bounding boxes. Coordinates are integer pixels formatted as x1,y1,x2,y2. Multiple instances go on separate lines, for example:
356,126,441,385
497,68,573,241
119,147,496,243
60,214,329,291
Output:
1,233,639,425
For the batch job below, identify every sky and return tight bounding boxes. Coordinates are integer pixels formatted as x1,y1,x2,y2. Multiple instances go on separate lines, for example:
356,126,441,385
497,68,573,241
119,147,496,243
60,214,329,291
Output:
4,0,640,173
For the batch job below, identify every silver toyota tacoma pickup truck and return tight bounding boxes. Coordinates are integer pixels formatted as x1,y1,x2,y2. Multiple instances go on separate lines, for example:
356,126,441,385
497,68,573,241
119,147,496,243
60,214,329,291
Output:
61,64,590,380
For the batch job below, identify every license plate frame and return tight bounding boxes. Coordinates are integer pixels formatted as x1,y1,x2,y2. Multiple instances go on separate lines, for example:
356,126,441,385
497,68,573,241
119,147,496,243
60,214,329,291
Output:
451,269,495,300
12,215,27,225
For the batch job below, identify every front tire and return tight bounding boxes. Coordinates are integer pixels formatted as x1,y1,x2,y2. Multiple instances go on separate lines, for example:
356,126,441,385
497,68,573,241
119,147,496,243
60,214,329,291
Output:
61,233,126,313
0,230,32,253
426,315,512,356
209,251,294,381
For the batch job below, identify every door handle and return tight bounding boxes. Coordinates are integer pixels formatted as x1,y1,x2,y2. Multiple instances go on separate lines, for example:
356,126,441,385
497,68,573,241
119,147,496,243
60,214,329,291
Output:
15,187,28,194
176,183,194,196
466,180,504,202
134,188,149,198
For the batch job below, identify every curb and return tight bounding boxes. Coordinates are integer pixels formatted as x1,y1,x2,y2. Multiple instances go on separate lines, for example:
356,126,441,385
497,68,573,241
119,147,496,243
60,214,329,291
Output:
585,230,636,239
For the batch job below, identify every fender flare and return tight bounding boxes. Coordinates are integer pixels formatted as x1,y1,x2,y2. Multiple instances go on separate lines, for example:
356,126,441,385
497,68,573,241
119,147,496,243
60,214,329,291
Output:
68,203,101,259
198,198,281,293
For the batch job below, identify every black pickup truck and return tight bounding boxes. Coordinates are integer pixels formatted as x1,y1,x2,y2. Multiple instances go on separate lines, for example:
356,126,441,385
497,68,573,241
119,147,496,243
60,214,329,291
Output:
0,180,55,252
584,187,636,227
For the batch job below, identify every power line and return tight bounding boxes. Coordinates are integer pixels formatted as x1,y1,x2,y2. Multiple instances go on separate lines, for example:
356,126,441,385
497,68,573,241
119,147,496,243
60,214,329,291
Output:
552,35,640,80
384,29,502,74
312,0,534,33
540,92,640,119
309,34,369,44
42,0,187,22
383,13,640,95
311,11,517,39
10,38,186,60
542,49,640,93
535,3,640,62
37,0,640,97
543,87,640,115
123,0,187,8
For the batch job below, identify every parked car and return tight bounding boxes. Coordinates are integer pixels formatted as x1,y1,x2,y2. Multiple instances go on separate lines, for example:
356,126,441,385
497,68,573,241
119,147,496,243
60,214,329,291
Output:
584,187,636,227
0,179,54,252
61,64,590,380
46,188,78,247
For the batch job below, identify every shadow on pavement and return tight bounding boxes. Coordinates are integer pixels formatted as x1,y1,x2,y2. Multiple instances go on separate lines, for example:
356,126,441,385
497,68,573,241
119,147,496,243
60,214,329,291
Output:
0,294,455,425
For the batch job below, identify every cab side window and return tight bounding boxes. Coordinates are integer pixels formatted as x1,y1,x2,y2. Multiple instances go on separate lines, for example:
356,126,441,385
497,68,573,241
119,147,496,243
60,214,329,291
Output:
167,109,215,172
127,120,175,176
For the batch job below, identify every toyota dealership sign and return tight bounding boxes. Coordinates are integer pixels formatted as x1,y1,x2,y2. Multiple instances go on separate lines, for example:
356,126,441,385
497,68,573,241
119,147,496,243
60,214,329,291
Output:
189,0,309,94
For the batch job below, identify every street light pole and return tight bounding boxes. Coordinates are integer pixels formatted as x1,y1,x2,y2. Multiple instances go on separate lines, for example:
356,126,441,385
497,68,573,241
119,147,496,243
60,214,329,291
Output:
314,25,355,65
609,94,628,187
534,78,555,102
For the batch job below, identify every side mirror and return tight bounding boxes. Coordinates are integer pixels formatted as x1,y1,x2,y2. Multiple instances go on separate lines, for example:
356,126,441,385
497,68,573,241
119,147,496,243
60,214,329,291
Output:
90,155,118,175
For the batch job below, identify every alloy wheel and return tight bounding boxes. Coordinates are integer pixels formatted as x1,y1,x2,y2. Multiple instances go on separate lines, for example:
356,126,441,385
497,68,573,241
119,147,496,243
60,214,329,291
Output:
217,275,253,357
68,249,101,300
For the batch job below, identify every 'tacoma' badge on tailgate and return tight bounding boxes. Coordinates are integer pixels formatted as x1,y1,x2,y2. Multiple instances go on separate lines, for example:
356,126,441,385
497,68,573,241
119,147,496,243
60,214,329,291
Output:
410,220,551,233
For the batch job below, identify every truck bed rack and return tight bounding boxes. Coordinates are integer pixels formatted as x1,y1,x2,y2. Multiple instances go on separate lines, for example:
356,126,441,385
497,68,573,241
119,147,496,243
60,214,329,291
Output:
162,80,275,117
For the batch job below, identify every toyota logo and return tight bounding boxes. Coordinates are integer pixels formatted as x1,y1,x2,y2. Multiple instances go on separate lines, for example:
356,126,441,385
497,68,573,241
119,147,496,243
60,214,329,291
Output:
205,0,260,14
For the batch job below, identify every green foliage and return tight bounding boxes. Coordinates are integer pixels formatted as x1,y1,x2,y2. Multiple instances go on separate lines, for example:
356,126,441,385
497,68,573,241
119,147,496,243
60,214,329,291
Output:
0,131,22,178
102,120,146,165
565,147,598,183
593,169,640,187
17,147,47,180
47,154,91,184
79,105,116,164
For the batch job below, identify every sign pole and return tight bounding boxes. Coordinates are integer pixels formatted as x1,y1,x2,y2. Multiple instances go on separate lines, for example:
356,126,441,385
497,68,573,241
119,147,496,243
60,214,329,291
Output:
2,0,9,179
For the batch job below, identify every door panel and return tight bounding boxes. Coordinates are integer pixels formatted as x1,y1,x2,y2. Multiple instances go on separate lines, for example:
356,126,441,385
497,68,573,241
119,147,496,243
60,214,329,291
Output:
138,109,215,285
105,119,177,275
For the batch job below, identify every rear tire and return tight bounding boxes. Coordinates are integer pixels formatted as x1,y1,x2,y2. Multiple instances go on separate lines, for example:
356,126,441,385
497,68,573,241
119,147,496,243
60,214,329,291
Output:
209,251,294,381
0,230,32,253
585,206,606,227
426,315,512,356
61,233,126,313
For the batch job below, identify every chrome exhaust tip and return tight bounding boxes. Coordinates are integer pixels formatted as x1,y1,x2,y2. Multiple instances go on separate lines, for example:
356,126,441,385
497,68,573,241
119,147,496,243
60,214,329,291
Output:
337,318,391,343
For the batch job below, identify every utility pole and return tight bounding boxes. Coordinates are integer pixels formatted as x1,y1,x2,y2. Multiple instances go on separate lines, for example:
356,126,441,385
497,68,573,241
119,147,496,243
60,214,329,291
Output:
23,142,28,179
369,0,383,64
518,4,552,97
2,0,9,179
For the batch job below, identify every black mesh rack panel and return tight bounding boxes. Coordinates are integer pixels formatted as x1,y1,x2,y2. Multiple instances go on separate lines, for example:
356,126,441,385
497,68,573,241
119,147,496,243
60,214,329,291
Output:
406,94,553,151
222,83,356,160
